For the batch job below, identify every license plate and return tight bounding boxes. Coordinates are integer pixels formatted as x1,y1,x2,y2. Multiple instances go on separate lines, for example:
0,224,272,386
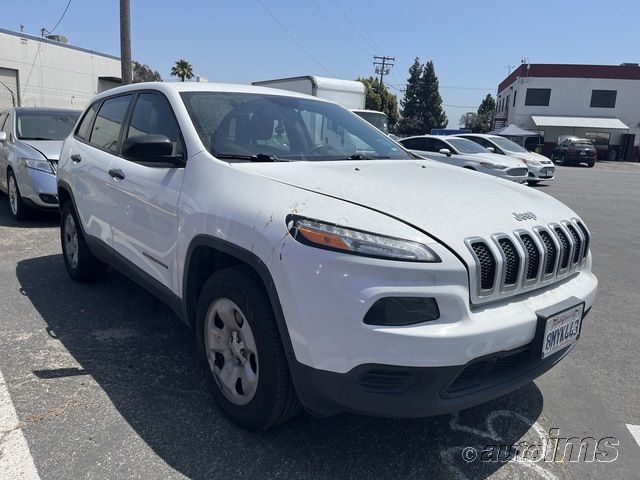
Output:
540,304,584,358
580,151,586,156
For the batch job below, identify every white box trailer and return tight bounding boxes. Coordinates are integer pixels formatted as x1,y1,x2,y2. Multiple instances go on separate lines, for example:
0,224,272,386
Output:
252,75,366,110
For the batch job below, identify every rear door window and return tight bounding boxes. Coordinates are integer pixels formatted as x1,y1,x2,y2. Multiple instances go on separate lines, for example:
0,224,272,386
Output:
89,95,132,152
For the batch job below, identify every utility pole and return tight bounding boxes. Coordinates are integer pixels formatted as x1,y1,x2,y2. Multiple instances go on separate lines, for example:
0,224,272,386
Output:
373,55,395,87
120,0,132,85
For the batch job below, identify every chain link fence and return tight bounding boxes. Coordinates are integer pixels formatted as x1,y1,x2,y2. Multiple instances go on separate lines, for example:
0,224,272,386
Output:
0,87,92,111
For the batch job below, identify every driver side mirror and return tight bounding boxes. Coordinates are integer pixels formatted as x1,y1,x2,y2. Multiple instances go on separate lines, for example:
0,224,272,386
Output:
0,132,6,143
438,148,452,156
122,134,183,166
486,147,495,153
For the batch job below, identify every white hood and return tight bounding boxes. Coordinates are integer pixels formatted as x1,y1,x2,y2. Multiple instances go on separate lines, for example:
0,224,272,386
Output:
236,159,578,254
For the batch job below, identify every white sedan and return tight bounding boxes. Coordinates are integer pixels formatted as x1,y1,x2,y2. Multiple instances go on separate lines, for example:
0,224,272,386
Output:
457,134,555,185
399,135,528,183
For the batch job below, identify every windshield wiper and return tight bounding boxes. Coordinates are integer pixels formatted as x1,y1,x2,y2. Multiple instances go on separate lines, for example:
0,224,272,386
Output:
348,154,392,160
19,137,53,141
215,153,289,162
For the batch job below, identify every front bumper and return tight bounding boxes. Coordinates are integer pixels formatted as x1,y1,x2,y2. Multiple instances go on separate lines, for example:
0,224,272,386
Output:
528,163,555,181
291,334,582,417
20,167,58,209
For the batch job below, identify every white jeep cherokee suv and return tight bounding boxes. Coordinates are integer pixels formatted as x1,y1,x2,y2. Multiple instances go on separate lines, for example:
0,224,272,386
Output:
57,83,597,430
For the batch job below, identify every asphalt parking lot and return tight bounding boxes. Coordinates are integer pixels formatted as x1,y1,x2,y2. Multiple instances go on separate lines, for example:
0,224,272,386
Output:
1,162,639,480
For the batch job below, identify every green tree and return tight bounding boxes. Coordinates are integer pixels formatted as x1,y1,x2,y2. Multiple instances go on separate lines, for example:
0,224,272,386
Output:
398,58,424,134
357,76,399,128
170,59,194,82
133,61,162,83
458,94,496,132
419,61,447,133
398,58,447,135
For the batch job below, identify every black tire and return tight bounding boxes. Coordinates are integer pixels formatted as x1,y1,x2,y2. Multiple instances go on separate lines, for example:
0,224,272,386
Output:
588,159,596,168
196,266,301,430
7,169,30,221
527,180,541,186
558,154,566,166
60,201,107,282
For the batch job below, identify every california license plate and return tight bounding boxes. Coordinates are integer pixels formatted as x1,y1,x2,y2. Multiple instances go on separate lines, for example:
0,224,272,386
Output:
580,151,586,156
539,303,584,358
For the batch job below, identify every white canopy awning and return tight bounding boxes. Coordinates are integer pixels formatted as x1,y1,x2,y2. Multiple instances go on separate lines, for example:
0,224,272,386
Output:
531,115,629,130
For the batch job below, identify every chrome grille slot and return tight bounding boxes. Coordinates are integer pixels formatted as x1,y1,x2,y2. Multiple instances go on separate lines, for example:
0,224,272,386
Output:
470,242,496,291
554,227,571,270
576,222,590,261
565,224,582,265
520,234,540,281
497,238,520,287
538,230,557,275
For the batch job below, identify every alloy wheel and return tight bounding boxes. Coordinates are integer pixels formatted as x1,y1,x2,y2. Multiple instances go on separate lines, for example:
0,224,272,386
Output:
8,174,18,215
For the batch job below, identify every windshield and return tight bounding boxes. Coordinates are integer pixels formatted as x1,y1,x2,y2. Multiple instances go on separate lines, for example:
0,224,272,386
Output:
489,136,527,153
447,138,489,154
16,111,80,141
180,92,407,161
353,111,389,134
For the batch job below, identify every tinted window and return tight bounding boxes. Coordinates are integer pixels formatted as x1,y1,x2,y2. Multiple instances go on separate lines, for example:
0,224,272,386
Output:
126,93,184,157
524,88,551,106
76,103,98,140
447,138,489,154
590,90,616,108
429,138,449,153
89,95,132,152
400,138,426,150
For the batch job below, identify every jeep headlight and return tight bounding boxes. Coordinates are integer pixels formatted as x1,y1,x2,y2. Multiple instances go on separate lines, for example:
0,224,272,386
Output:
21,157,54,174
288,216,440,262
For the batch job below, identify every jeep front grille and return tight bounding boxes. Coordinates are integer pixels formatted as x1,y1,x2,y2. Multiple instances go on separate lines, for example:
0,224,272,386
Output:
466,219,590,304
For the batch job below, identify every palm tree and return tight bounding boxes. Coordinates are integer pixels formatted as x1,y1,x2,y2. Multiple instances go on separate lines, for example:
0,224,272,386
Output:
171,59,194,82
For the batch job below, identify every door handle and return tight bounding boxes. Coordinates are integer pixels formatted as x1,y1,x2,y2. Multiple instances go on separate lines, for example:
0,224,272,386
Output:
71,154,82,163
108,168,126,181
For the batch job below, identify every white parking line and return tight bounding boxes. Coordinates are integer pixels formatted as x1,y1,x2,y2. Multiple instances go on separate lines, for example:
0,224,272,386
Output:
627,424,640,448
0,366,40,480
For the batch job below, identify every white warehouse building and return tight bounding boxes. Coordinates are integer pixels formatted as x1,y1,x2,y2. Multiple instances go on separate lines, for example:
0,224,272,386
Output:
0,27,121,111
495,63,640,161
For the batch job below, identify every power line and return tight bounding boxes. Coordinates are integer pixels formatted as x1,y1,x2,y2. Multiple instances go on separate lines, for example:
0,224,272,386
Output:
257,0,334,75
343,0,385,53
332,0,378,54
310,0,371,56
45,0,72,35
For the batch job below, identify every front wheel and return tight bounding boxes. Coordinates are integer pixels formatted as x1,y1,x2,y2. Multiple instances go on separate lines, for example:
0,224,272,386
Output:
60,202,107,282
7,170,30,221
587,159,596,168
196,266,301,430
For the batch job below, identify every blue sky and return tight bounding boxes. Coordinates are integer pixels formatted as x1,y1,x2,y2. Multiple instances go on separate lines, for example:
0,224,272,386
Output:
3,0,639,126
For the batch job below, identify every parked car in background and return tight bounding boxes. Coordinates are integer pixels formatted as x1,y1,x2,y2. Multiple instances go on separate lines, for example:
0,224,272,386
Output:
399,135,528,183
57,82,597,430
551,137,597,167
457,134,555,185
0,107,80,220
352,109,389,134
